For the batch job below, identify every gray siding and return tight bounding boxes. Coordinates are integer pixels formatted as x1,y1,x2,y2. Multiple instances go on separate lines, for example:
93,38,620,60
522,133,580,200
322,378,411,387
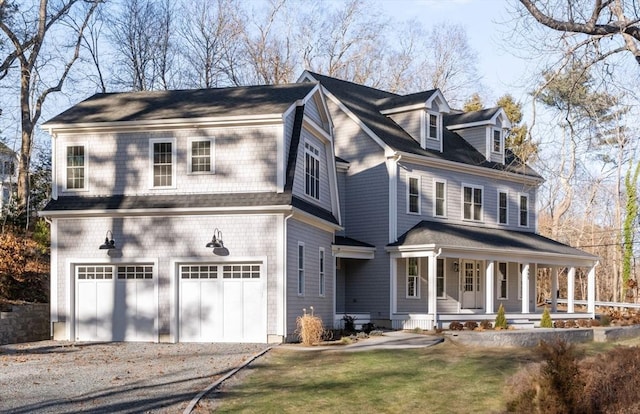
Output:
56,126,281,196
388,111,421,145
437,258,460,313
291,129,333,212
286,218,334,339
454,126,487,160
395,257,429,313
329,99,391,321
53,213,282,337
305,95,331,134
396,162,538,237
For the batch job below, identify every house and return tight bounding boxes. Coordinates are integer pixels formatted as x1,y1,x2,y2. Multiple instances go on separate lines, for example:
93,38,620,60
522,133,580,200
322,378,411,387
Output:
39,73,598,343
0,142,16,212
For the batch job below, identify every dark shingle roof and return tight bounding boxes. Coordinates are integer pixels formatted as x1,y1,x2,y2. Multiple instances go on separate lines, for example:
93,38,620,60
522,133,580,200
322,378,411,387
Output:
44,83,316,125
305,72,540,179
0,142,14,155
376,90,438,111
445,107,502,127
389,221,597,259
334,236,374,248
41,192,339,225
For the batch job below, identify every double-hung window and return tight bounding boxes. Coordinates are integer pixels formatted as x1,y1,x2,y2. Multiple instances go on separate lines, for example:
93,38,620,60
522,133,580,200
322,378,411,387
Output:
434,180,446,217
319,248,325,297
427,112,439,140
406,257,419,298
150,139,175,188
66,145,86,190
497,262,508,299
492,129,502,153
408,176,420,214
498,191,508,224
189,138,214,173
519,194,529,227
304,142,320,199
463,185,483,221
298,243,305,296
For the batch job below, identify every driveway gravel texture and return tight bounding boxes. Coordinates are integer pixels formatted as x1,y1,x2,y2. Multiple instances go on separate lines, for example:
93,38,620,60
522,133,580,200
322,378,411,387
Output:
0,341,269,414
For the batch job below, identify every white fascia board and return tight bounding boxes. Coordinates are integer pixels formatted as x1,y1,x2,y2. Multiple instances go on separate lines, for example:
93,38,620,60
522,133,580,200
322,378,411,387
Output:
43,113,285,133
38,204,294,218
395,151,544,186
303,116,332,143
447,120,494,130
426,90,451,113
332,245,375,259
380,103,426,115
336,161,350,171
291,208,343,233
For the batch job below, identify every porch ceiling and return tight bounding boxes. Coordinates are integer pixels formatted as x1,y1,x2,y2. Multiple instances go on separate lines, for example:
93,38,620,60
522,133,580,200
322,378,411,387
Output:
387,221,598,266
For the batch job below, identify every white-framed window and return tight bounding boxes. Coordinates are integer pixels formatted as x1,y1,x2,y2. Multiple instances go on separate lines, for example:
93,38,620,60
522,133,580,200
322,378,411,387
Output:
298,242,305,296
497,262,508,299
189,138,214,174
149,138,176,188
462,184,483,221
407,176,420,214
427,112,440,140
1,186,9,204
1,160,14,177
492,128,502,153
436,258,445,298
319,248,325,297
66,145,86,190
434,179,447,217
498,190,508,225
304,142,320,199
406,257,420,299
519,194,529,227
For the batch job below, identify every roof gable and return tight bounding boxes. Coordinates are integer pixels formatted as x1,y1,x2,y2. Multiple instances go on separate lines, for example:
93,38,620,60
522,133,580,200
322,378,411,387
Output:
445,107,511,130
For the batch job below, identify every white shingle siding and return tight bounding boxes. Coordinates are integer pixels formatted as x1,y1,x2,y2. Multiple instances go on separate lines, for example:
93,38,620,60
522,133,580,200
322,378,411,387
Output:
55,126,281,196
53,214,282,338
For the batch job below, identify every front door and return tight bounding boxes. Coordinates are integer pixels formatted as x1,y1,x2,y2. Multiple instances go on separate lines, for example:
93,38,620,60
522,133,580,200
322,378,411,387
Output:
461,260,483,309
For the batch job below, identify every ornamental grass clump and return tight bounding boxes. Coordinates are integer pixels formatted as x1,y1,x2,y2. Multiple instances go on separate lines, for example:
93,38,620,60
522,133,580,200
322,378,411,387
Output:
295,306,326,346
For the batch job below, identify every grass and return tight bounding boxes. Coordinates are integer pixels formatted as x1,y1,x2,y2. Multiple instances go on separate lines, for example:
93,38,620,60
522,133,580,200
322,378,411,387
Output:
212,336,640,413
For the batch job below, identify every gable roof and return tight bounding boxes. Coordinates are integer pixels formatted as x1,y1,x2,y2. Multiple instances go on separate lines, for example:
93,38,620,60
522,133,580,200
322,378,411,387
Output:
303,71,540,179
0,142,15,155
44,83,316,126
445,107,502,127
376,90,438,111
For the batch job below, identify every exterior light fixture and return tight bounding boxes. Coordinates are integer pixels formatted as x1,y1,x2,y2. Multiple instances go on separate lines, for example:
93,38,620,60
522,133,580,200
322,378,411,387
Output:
99,230,116,250
206,228,229,256
453,261,459,273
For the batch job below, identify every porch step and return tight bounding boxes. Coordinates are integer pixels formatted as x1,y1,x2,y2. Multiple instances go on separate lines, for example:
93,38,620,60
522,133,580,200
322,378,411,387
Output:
508,319,536,329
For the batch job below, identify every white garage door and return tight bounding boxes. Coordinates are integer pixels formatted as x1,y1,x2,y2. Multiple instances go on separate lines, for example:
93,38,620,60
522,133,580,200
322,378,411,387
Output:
179,263,266,343
76,264,156,342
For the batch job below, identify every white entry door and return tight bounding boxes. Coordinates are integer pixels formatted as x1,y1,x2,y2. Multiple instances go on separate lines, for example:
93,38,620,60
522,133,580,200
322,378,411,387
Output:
461,260,484,309
179,263,266,343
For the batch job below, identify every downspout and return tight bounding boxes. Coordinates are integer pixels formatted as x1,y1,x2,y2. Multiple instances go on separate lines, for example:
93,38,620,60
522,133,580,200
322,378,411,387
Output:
432,248,442,329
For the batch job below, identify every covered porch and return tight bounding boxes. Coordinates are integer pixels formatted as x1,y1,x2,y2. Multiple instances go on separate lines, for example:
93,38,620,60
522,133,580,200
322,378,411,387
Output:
386,221,599,330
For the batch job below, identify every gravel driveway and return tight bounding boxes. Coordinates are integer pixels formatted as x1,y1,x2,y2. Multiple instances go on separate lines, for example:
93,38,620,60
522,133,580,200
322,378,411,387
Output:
0,341,270,414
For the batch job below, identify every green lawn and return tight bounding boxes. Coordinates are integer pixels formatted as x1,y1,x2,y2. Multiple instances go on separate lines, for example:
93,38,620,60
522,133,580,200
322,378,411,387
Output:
213,336,640,413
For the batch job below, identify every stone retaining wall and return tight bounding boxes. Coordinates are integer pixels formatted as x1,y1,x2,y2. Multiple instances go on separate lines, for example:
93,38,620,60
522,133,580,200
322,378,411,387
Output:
0,304,50,345
444,326,640,347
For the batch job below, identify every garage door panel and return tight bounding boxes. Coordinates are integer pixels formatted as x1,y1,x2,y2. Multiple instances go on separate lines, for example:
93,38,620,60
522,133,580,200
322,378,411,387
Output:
200,282,223,340
222,281,244,342
241,281,265,343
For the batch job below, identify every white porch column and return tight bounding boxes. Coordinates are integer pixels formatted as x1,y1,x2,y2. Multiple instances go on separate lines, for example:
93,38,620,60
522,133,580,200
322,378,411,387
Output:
567,266,576,313
587,265,596,315
521,263,530,314
428,255,438,328
485,261,494,314
390,257,398,316
550,266,558,312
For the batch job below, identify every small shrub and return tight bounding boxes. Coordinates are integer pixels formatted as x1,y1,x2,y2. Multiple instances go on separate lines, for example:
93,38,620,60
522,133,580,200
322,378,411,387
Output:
495,303,508,329
564,319,576,329
599,313,610,326
369,329,384,336
590,318,601,327
480,320,493,330
449,321,463,331
356,331,368,340
339,336,353,345
540,307,553,328
412,327,423,334
577,319,590,328
295,307,326,346
464,321,478,330
342,314,357,334
554,320,566,329
362,322,376,334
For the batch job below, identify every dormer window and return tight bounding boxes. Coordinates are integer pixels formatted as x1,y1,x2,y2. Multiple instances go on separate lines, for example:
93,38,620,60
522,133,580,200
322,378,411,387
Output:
427,112,440,141
492,129,502,153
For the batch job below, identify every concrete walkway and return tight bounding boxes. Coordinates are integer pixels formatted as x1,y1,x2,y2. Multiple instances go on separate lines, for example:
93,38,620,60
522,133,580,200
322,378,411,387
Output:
282,331,444,352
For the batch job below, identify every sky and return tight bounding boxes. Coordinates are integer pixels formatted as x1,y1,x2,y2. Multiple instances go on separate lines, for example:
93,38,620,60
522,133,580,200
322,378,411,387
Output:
375,0,531,105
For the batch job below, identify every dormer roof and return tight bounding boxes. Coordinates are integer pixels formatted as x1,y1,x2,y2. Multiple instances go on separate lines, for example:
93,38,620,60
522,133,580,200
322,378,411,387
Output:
377,89,451,115
445,107,511,130
0,142,15,156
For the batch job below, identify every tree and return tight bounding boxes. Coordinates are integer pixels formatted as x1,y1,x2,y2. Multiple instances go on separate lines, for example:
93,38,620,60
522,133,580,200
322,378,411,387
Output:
622,162,639,299
497,94,537,162
0,0,101,218
462,93,484,112
518,0,640,66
